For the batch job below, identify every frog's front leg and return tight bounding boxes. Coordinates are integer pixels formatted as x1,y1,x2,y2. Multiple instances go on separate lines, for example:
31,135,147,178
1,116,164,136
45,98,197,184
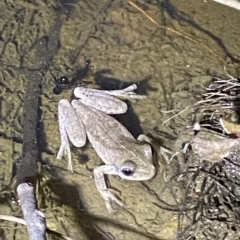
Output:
137,134,172,164
93,165,123,213
57,99,86,172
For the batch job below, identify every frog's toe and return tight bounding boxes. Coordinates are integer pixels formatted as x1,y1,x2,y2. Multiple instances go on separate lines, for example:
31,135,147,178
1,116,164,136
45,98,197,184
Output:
100,190,123,213
137,134,152,143
160,146,173,164
67,158,73,173
105,200,120,214
105,200,113,214
56,144,73,172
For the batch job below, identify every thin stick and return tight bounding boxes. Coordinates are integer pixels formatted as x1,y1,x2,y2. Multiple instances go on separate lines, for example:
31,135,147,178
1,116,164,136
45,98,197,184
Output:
0,214,74,240
224,66,236,79
128,1,226,64
162,105,192,125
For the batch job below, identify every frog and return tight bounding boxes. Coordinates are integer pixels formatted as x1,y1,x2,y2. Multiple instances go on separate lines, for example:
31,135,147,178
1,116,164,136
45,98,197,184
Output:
56,84,163,213
173,122,240,168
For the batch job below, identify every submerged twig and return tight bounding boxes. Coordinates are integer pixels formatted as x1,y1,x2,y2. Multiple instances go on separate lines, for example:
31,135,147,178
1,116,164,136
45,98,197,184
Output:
1,7,65,239
161,105,192,125
17,183,46,240
0,212,74,240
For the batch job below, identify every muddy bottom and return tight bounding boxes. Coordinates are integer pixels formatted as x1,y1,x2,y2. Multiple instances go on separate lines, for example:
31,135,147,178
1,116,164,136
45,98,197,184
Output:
0,0,240,239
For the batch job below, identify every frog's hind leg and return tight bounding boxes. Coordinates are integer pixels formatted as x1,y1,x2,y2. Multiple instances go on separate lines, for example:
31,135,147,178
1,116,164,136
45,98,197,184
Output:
99,84,146,100
73,84,146,115
57,99,86,172
74,87,128,114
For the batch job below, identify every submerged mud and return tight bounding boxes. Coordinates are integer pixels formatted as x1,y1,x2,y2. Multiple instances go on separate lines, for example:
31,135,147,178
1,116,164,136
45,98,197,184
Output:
0,0,240,239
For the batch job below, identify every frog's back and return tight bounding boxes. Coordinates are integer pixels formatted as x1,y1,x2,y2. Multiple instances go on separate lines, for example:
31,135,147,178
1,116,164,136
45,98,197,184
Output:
72,99,139,163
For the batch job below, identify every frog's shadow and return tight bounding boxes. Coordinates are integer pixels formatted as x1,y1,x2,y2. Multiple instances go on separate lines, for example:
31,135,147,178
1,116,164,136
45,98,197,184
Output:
94,69,157,138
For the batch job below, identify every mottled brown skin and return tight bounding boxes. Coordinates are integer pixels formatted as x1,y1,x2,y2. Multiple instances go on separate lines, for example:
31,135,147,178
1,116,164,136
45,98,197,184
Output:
191,136,240,162
175,128,240,164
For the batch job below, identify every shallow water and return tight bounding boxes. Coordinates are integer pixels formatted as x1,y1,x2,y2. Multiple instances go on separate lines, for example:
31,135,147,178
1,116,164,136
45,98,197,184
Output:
0,0,240,239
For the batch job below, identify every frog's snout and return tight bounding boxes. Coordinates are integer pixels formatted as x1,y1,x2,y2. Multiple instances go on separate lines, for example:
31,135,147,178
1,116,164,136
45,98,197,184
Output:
143,164,155,180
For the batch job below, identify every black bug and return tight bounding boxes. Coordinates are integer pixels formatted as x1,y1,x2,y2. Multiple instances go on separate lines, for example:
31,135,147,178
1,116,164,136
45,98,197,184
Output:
52,60,92,95
53,76,73,95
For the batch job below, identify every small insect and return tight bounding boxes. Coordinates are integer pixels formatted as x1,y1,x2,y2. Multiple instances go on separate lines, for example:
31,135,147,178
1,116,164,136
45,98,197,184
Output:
52,60,92,95
53,76,73,95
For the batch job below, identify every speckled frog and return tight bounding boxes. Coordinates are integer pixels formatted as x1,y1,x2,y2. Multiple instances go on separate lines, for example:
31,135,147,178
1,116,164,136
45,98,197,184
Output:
56,84,156,213
174,124,240,167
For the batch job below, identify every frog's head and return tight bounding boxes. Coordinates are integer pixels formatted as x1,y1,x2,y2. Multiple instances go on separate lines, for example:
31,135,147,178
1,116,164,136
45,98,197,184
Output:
118,160,155,181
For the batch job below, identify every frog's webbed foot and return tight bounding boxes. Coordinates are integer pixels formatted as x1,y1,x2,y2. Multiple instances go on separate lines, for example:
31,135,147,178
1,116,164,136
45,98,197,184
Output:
57,142,73,172
160,147,173,164
57,110,73,173
137,134,172,164
102,84,146,100
94,165,123,214
99,189,123,214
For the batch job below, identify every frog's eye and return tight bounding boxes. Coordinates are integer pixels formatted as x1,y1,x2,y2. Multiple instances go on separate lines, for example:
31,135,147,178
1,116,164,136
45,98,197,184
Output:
121,161,136,176
121,168,134,176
